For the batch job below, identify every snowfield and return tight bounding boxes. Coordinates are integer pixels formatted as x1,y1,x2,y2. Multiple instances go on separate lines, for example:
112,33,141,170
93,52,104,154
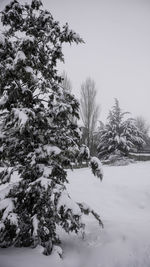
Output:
1,161,150,267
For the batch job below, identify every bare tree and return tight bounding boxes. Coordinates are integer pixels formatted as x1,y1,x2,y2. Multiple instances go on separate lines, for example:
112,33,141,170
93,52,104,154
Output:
135,116,149,137
80,78,100,154
135,116,150,150
61,71,72,92
61,71,78,124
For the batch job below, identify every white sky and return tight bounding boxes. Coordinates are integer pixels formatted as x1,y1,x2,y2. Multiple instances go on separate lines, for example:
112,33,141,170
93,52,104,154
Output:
0,0,150,124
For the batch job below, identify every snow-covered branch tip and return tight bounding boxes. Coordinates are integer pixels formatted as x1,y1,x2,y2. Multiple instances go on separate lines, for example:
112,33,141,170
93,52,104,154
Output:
90,157,103,181
78,202,104,228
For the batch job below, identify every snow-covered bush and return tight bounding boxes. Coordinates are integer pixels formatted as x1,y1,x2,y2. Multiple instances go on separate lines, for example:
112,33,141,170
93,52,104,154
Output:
101,150,135,166
98,99,145,160
90,157,103,180
0,0,103,255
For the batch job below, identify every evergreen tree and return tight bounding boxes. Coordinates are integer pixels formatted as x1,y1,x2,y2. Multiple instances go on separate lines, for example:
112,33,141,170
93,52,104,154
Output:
0,0,103,255
98,99,144,159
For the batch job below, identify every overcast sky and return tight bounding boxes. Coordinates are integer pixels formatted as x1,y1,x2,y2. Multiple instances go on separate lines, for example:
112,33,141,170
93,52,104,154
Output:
1,0,150,124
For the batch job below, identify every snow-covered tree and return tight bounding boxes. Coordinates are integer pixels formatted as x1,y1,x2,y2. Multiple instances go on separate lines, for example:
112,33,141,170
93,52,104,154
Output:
0,0,103,255
98,99,144,159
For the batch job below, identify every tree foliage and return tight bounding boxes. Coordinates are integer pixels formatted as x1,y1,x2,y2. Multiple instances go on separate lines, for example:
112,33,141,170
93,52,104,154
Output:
0,0,103,255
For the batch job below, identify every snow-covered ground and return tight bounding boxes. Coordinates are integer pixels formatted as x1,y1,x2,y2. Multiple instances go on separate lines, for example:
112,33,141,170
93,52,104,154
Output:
1,161,150,267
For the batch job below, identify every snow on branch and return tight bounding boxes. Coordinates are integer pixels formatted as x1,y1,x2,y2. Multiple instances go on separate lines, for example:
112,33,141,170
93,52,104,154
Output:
0,184,13,201
14,51,26,64
0,95,8,107
0,168,13,185
32,214,39,237
0,198,14,220
57,191,81,216
90,157,103,180
28,177,51,191
13,108,28,127
12,108,35,132
43,145,61,156
0,32,5,45
78,202,104,228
